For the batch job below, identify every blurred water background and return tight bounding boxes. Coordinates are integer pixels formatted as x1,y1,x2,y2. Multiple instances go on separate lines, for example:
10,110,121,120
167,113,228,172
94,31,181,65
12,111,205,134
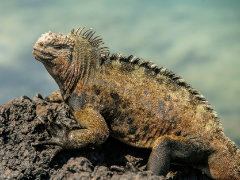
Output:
0,0,239,145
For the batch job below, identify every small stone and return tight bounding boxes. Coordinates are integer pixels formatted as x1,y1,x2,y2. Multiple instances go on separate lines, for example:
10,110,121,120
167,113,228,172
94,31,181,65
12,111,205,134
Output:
35,93,43,99
20,95,31,100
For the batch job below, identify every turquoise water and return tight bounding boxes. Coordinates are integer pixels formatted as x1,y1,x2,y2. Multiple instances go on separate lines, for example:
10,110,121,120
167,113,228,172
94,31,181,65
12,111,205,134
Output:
0,0,239,145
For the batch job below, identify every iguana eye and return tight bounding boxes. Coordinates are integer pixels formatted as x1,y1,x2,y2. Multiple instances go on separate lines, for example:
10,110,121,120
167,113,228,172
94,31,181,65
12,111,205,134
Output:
53,44,71,50
53,45,62,49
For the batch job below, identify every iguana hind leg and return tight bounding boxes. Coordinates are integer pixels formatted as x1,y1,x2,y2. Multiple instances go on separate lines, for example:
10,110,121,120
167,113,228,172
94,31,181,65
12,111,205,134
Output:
147,135,211,176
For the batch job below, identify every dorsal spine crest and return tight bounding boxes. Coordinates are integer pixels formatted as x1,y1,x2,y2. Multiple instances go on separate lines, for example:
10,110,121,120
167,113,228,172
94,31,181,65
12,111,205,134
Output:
104,53,219,119
71,27,110,57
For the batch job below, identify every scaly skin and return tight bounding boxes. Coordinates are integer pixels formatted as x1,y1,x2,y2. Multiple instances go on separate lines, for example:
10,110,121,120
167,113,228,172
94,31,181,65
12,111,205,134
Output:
33,28,240,179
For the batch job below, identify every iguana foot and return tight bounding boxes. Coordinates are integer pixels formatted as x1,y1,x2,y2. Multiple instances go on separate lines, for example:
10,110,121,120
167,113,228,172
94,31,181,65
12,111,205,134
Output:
33,120,70,147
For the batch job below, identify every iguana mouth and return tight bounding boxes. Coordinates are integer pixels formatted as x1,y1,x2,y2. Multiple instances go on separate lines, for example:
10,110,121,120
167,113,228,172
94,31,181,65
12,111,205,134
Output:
33,48,55,61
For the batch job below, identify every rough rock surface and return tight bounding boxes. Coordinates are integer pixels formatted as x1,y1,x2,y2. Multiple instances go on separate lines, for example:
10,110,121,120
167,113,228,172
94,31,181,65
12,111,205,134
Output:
0,94,210,179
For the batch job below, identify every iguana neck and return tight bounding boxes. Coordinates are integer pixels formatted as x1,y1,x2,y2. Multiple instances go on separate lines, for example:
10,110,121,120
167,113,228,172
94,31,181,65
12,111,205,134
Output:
45,55,103,101
44,61,81,101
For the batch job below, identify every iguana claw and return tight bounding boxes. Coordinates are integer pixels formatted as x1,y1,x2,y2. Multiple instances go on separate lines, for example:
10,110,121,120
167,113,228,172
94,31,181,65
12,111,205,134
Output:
33,120,70,148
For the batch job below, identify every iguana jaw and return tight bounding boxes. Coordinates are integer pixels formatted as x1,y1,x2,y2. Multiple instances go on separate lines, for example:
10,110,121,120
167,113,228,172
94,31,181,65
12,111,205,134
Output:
33,47,56,62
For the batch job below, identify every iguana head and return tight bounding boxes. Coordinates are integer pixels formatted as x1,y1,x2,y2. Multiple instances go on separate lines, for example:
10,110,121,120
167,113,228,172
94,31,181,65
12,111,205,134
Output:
33,31,74,67
33,28,109,100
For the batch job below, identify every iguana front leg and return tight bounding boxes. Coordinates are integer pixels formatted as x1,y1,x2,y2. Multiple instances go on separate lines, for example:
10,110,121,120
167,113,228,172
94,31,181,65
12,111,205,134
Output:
68,106,109,148
37,106,109,149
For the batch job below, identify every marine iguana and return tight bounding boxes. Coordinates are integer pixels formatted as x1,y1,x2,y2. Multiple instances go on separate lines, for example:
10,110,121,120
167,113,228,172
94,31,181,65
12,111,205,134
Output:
32,27,240,179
